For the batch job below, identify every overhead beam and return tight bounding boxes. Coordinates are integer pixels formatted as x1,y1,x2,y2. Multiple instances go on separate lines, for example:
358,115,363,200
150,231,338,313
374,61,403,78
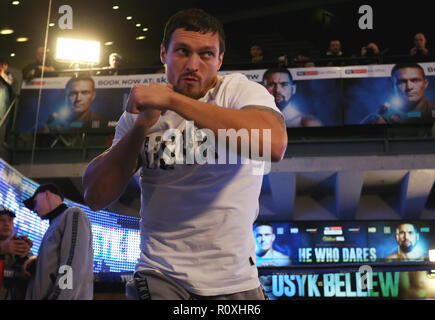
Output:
398,170,435,219
267,172,296,219
335,171,364,220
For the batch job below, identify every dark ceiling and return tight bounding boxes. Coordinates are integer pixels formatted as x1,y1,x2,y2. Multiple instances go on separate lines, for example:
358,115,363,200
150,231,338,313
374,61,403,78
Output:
0,0,433,70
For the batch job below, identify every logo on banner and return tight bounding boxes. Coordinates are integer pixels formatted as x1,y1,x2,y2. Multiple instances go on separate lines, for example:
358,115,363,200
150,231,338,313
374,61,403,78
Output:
30,80,47,86
345,69,367,74
296,71,319,76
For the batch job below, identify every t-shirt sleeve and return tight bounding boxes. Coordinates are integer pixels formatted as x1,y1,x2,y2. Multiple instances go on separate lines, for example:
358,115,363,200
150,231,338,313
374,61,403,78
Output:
224,74,281,114
112,111,139,147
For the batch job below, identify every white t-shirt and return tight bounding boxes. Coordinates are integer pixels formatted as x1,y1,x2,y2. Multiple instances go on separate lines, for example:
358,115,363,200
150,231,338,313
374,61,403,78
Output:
113,73,280,295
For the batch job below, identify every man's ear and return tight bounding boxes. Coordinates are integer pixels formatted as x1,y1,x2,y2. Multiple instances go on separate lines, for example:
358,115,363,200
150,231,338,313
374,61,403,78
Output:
160,44,167,65
217,52,224,71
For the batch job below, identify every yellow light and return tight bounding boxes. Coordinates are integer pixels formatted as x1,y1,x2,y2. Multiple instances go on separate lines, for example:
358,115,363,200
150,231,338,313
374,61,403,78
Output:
0,29,14,35
16,37,29,42
112,5,119,10
142,28,148,32
49,23,55,27
12,1,20,5
136,23,141,27
126,16,132,20
104,41,114,46
56,38,100,64
136,35,146,40
10,53,15,57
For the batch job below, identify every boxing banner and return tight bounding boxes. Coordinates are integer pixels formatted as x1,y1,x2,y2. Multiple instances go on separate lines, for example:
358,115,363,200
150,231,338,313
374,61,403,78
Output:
14,62,435,133
16,76,153,134
343,63,435,125
259,270,435,299
254,221,434,267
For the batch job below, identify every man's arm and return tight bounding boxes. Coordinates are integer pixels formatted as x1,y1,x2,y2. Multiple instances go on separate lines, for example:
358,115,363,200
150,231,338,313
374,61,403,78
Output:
127,83,288,162
82,107,162,211
83,82,287,211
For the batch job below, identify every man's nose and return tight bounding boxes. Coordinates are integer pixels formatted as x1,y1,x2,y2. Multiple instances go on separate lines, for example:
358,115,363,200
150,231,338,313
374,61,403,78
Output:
405,80,415,90
276,85,285,95
186,53,200,72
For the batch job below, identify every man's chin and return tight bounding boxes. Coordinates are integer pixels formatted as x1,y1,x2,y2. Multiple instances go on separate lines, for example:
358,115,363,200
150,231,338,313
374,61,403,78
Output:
400,244,415,253
276,101,289,110
175,86,203,100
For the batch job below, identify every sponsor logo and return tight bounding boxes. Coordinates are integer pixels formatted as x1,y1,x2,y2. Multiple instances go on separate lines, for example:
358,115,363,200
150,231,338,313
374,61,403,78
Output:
345,69,367,74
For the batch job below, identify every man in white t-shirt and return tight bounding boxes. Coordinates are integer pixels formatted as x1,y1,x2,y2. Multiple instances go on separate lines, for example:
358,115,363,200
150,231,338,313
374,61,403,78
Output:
83,8,287,300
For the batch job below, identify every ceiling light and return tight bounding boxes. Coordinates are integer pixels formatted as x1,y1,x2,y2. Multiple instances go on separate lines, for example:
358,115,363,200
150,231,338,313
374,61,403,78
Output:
142,28,148,32
0,29,14,35
49,22,55,27
56,37,100,64
16,37,29,42
104,41,114,46
126,16,132,20
136,35,146,40
112,5,119,10
12,1,20,5
10,53,15,57
136,23,141,27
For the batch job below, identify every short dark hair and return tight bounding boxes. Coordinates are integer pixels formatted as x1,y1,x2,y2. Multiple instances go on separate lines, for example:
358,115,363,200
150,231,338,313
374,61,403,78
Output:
254,221,274,230
396,222,418,234
0,57,9,65
162,8,226,54
65,76,95,91
262,68,294,84
391,62,425,79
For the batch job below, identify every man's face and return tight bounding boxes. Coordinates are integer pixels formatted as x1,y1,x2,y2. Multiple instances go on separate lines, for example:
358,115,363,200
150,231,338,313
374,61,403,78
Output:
33,192,50,218
250,45,263,58
36,47,45,63
110,55,121,69
396,224,418,253
367,42,379,54
329,40,341,54
0,214,13,240
255,225,275,255
66,80,96,114
0,63,8,73
264,72,294,110
414,33,426,49
393,67,428,107
160,28,224,100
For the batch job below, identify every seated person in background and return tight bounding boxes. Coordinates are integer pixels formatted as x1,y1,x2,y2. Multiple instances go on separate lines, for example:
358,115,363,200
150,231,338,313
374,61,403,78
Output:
361,62,435,124
250,42,265,64
320,39,347,66
360,42,383,64
263,68,322,127
42,76,105,132
410,33,430,59
292,52,315,68
98,53,128,75
254,222,291,267
22,46,55,81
